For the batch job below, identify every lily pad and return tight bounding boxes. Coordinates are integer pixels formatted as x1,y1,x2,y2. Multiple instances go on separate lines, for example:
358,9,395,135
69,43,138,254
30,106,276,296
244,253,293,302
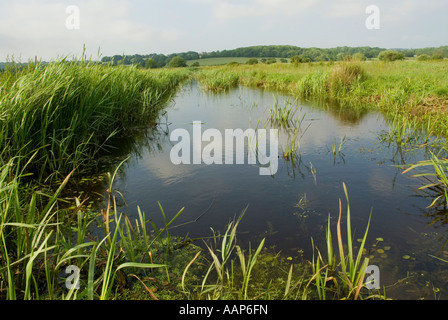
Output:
377,249,385,254
402,255,411,260
376,238,384,242
384,246,391,251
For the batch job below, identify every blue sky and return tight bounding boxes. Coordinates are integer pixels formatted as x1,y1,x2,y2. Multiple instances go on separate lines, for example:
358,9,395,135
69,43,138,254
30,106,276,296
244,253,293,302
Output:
0,0,447,61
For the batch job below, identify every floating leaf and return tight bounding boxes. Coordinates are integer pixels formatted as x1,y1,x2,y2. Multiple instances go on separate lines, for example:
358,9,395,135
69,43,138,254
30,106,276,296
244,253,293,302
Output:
403,255,411,260
376,238,384,242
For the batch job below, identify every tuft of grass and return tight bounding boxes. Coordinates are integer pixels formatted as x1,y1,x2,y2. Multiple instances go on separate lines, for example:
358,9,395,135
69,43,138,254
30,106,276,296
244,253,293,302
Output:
402,152,448,209
195,69,240,92
306,183,376,300
327,63,366,95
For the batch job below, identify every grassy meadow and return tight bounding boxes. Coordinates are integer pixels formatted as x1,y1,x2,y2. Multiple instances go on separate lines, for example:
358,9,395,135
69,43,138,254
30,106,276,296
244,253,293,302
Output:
194,60,448,140
1,55,448,301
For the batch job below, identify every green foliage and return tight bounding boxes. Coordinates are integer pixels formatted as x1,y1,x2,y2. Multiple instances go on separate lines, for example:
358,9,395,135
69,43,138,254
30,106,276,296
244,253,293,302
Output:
352,52,367,61
378,50,405,62
291,55,311,65
145,58,158,69
246,58,259,65
417,54,431,61
226,61,240,67
167,56,187,68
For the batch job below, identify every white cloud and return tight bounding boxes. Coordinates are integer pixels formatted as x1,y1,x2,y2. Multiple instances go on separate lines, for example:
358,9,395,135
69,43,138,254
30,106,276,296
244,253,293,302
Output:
325,0,364,18
213,0,320,20
0,0,182,60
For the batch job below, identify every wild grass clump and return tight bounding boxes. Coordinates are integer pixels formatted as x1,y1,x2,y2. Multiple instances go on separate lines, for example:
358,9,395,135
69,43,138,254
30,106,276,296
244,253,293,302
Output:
195,69,240,92
266,96,300,127
0,59,188,182
327,63,366,95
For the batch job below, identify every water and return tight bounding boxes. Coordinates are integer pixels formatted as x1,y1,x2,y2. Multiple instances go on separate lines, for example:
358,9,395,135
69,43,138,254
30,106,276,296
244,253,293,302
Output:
97,81,448,299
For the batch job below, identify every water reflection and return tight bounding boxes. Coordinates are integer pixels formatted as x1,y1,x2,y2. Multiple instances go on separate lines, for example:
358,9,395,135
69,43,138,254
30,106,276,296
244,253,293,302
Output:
81,81,448,299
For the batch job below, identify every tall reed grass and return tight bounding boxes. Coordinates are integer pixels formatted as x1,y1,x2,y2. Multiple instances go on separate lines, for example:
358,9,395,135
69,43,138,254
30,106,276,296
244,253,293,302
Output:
0,58,189,300
0,59,188,182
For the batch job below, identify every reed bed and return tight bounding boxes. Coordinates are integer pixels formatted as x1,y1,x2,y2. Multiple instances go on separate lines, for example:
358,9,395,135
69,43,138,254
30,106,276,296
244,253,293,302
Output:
0,59,190,300
0,59,189,182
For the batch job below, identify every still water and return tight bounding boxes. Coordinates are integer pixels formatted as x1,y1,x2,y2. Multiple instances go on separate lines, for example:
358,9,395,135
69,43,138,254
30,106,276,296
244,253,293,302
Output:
101,81,448,299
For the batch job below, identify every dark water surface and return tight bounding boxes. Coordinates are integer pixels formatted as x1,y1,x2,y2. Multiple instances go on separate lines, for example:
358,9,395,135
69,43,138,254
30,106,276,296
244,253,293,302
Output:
99,81,448,299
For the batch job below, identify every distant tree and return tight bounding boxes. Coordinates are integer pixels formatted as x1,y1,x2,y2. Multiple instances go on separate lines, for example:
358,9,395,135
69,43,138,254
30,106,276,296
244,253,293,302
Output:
290,55,302,65
432,54,444,61
280,58,288,63
145,58,158,69
246,58,258,65
352,52,367,61
337,53,347,61
191,62,200,67
300,56,311,63
417,54,430,61
167,56,187,68
266,58,277,64
378,50,405,62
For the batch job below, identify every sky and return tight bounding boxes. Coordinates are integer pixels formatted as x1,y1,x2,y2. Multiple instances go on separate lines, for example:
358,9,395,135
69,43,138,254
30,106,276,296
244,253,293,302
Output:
0,0,447,62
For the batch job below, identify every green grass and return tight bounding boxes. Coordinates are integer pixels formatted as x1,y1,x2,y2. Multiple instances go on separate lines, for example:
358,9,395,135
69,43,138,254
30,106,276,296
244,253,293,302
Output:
0,59,189,182
194,60,448,141
0,58,190,300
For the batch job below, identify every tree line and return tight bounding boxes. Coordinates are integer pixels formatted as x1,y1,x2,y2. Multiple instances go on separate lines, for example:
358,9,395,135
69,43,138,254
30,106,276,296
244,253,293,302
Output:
2,45,446,70
100,45,448,68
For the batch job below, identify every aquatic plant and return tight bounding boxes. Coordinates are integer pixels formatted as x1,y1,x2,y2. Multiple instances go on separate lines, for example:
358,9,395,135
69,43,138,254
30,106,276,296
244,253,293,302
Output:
0,156,184,300
402,152,448,209
306,183,375,300
266,96,300,128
